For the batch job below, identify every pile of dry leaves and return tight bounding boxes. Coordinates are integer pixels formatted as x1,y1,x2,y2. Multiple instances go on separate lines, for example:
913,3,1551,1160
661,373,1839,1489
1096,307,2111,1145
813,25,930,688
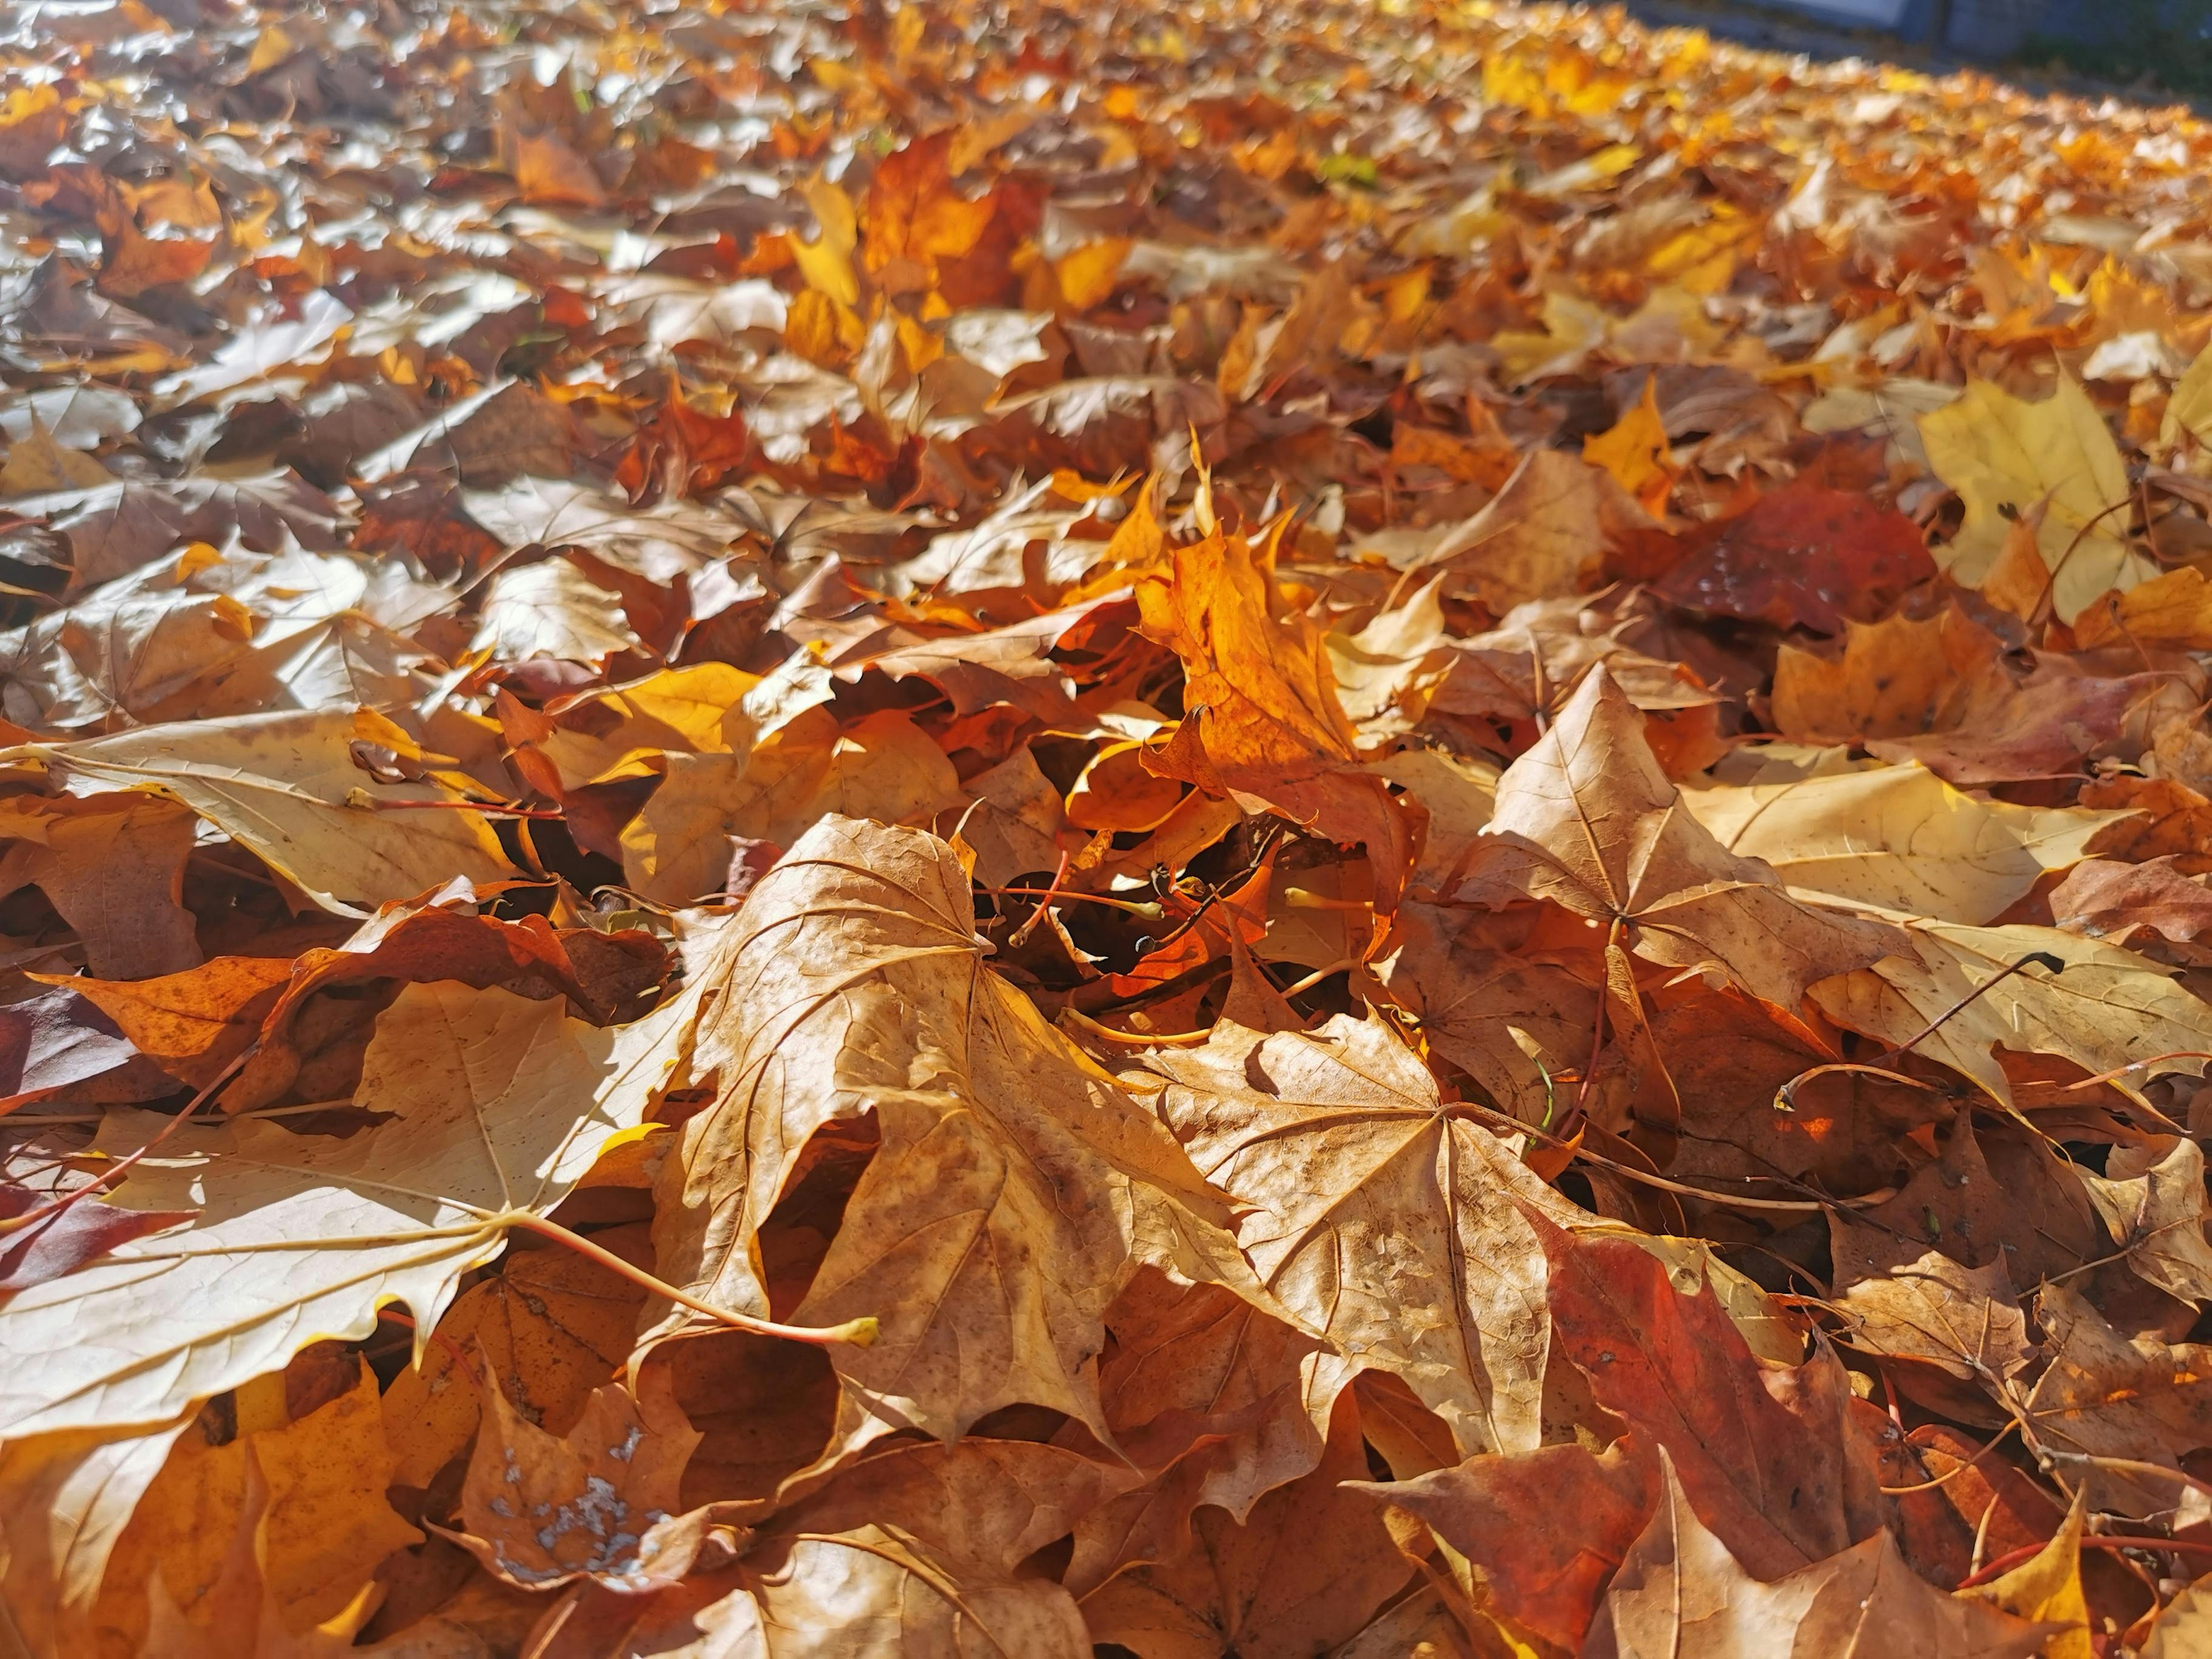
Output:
12,0,2212,1652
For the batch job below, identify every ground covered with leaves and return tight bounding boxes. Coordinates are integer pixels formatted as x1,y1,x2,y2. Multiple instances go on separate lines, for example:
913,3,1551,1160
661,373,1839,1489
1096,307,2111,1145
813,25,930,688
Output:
11,0,2212,1654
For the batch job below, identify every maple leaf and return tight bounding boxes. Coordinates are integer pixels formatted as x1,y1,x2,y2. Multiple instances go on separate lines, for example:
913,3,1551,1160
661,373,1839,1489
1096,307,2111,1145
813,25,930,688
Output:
1077,1392,1417,1658
0,709,513,917
1919,374,2155,624
1809,914,2212,1105
1138,527,1417,910
1533,1215,1890,1581
1129,1012,1583,1457
0,981,681,1441
1683,762,2131,926
1585,1449,2052,1659
449,1364,700,1590
640,815,1260,1452
1448,663,1906,1008
1344,1438,1657,1651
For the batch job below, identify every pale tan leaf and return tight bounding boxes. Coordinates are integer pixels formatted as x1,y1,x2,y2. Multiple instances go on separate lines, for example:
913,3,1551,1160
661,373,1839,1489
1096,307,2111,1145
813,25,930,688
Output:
5,709,513,916
0,980,680,1441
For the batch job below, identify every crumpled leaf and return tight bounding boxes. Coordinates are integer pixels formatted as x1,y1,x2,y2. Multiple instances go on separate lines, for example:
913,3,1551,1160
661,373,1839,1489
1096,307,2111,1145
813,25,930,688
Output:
1585,1449,2051,1659
1138,528,1416,909
450,1366,700,1590
641,815,1259,1451
1344,1438,1657,1652
1076,1391,1416,1659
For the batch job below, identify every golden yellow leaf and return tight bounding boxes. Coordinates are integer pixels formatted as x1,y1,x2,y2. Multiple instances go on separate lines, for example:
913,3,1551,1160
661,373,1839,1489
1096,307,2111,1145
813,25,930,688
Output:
792,178,860,307
1919,375,2154,624
1582,374,1677,516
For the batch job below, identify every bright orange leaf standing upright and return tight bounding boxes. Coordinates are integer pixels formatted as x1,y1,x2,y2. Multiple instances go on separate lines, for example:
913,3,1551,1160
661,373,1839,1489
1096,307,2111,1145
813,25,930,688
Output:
4,0,2212,1653
1137,525,1419,912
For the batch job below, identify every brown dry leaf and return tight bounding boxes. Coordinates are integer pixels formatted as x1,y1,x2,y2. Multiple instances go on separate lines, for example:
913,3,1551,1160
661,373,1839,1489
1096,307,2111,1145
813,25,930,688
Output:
2074,1136,2212,1306
0,980,679,1442
1130,1012,1582,1457
450,1365,700,1589
1683,763,2130,926
1584,1449,2051,1659
2073,566,2212,650
1809,915,2212,1105
543,1440,1122,1658
1770,605,2010,745
1344,1438,1657,1652
1063,1270,1332,1597
380,1241,647,1491
2010,1283,2212,1517
619,707,963,904
0,792,202,978
2050,857,2212,956
2,709,513,916
640,814,1259,1452
1535,1215,1888,1580
1416,448,1606,613
99,1357,419,1648
1448,664,1905,1007
1827,1215,2033,1383
1077,1391,1418,1659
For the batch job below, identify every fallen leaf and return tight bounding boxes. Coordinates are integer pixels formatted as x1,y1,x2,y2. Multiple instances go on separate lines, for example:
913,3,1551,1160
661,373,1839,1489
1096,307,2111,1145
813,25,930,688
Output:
1533,1215,1887,1580
450,1366,699,1589
1684,763,2129,926
0,979,680,1440
1449,664,1905,1007
1344,1437,1656,1652
1131,1012,1580,1456
1077,1391,1416,1659
1919,375,2154,625
1584,1449,2051,1659
1139,529,1416,909
1656,480,1935,634
1809,915,2212,1105
5,709,514,916
641,816,1257,1452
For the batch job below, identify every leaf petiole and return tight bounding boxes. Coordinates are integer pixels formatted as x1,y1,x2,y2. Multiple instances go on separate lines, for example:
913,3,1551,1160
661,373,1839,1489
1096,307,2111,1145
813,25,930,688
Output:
502,1210,876,1348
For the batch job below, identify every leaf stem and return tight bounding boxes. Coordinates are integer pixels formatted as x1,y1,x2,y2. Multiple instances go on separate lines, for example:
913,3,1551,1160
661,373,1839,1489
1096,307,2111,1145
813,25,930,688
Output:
503,1211,876,1348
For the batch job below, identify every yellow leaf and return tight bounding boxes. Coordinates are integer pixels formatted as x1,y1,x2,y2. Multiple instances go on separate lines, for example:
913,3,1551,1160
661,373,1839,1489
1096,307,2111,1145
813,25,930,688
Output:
1918,374,2153,624
1,708,513,917
2162,339,2212,457
1684,762,2133,926
0,422,109,494
1959,1490,2090,1659
1056,238,1130,309
2073,564,2212,650
1582,374,1677,515
793,178,861,307
96,1359,421,1647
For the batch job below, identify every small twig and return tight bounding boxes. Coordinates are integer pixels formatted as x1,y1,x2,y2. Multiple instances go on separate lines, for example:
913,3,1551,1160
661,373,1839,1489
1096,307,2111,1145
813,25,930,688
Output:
1007,843,1073,948
1878,1420,2020,1495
